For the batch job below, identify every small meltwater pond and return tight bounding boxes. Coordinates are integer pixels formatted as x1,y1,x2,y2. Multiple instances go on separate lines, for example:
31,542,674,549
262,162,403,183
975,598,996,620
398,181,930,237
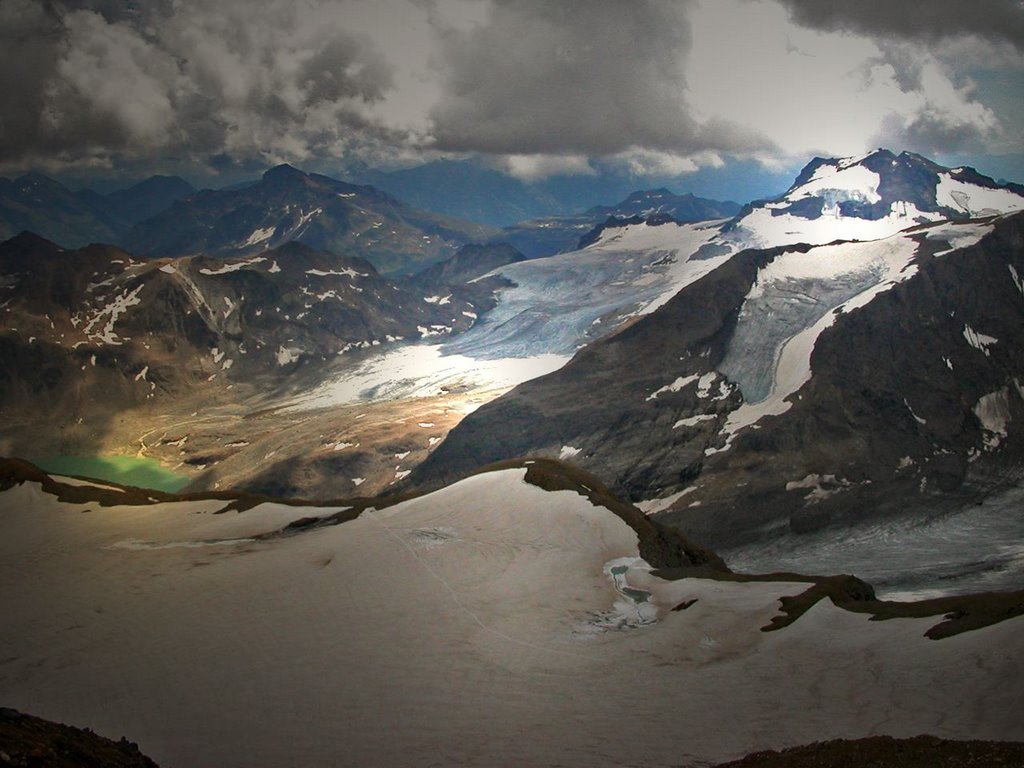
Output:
32,455,190,493
576,558,660,637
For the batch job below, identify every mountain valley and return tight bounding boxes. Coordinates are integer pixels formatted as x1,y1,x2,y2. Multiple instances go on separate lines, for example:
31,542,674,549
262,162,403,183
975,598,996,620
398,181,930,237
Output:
2,148,1024,767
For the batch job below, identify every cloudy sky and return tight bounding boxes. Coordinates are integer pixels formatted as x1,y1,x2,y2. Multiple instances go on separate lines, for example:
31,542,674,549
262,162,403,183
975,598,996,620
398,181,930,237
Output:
2,0,1022,191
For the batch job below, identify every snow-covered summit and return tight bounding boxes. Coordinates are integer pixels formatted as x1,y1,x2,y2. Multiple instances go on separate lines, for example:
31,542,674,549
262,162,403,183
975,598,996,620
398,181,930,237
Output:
725,149,1024,249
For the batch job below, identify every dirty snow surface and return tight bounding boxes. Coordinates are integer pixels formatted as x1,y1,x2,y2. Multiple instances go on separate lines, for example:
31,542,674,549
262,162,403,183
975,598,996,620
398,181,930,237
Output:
1,470,1022,768
722,481,1024,600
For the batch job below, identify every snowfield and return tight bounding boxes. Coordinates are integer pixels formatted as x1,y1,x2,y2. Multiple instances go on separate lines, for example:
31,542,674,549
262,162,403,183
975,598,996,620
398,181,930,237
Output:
1,469,1021,768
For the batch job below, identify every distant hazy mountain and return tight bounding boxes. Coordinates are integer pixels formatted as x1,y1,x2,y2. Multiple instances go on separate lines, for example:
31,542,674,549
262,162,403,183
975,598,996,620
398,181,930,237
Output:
122,164,497,274
498,189,741,259
352,158,569,227
351,156,763,229
586,188,741,221
0,173,197,248
412,242,527,289
81,175,196,230
0,173,119,247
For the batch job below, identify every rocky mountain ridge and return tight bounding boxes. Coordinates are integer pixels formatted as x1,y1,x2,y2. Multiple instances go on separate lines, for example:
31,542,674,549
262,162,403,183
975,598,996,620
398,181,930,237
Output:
121,164,496,275
408,198,1024,549
0,232,488,463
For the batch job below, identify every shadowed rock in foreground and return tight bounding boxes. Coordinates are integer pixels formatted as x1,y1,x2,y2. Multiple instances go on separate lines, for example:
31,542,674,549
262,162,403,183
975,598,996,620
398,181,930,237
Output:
713,734,1024,767
0,708,159,767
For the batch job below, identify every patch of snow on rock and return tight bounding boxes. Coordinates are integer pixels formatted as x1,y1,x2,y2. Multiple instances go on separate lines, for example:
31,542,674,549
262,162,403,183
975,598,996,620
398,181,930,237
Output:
276,345,301,366
963,325,998,356
646,374,699,402
673,414,716,430
199,257,266,275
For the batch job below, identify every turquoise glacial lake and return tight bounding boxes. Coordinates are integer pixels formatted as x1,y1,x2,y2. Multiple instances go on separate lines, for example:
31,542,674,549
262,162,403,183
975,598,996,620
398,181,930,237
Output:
32,455,190,493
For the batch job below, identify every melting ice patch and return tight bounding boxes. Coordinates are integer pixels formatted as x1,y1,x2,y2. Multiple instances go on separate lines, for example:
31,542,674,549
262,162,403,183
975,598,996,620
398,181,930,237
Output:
576,557,658,637
785,473,852,503
241,227,276,247
673,414,717,430
1009,265,1024,298
635,486,695,515
924,220,994,257
83,284,145,345
276,345,301,366
646,374,699,402
306,268,365,279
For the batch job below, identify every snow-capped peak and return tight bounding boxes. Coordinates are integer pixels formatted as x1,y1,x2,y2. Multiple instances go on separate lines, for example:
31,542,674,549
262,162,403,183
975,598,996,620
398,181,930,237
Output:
723,149,1024,250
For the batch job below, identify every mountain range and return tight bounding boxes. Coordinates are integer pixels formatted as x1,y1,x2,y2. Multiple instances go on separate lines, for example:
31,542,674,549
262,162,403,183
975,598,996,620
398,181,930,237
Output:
0,164,742,269
0,173,195,248
120,164,497,275
2,148,1023,557
0,231,489,479
407,150,1024,559
2,146,1024,767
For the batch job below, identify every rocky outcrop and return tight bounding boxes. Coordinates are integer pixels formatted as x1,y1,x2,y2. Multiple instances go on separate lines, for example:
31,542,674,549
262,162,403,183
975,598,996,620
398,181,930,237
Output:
0,707,159,768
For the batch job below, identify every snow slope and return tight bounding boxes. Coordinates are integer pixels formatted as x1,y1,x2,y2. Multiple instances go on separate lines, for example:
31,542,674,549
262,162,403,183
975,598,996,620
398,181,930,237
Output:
716,219,994,443
1,469,1021,768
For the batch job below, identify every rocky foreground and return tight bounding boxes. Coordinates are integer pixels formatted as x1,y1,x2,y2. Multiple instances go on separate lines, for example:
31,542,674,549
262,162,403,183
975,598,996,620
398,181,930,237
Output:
3,708,1022,768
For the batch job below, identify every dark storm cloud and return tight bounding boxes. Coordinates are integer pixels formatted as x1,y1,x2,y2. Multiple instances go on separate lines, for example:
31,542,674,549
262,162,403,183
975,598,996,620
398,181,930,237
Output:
2,0,1019,176
426,0,772,158
0,0,403,171
775,0,1024,50
0,1,71,163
